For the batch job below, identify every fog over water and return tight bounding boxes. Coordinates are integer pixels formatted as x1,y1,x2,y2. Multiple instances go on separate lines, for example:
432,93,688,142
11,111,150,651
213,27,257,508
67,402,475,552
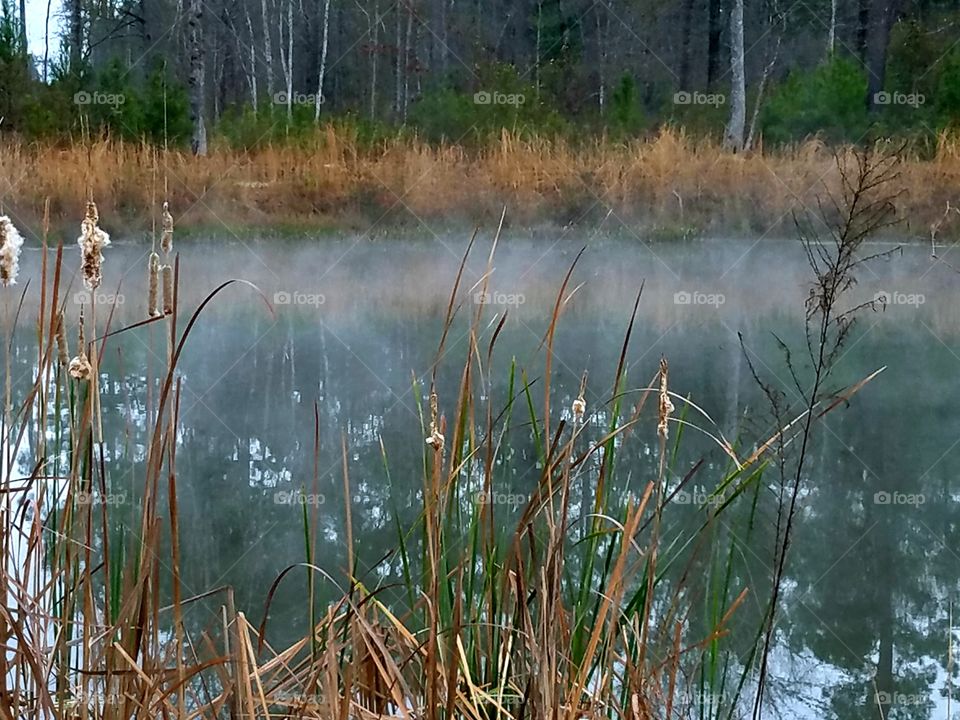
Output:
13,232,960,719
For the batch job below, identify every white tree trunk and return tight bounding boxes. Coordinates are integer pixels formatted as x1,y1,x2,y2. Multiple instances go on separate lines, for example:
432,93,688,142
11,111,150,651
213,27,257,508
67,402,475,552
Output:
277,0,294,121
369,0,378,119
245,10,259,113
828,0,837,56
261,0,275,100
286,0,293,120
188,0,207,155
314,0,332,121
723,0,746,152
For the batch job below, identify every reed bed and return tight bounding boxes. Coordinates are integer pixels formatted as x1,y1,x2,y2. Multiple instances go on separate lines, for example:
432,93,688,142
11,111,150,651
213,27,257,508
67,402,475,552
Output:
0,190,891,720
1,128,959,237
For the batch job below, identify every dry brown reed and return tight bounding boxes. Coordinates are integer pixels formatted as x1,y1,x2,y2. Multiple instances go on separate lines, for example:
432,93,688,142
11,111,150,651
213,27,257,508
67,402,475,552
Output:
2,129,959,234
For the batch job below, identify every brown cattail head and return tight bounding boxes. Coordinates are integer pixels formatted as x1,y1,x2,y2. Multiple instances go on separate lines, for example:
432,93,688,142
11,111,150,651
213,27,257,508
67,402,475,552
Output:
148,252,161,317
572,370,588,423
69,308,91,380
160,201,174,254
657,357,674,440
161,264,174,314
0,215,24,286
425,390,445,452
68,354,92,380
77,201,110,290
56,311,69,367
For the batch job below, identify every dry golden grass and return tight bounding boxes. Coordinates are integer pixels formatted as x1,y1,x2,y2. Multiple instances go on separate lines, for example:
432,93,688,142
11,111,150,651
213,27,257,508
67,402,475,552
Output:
1,127,959,236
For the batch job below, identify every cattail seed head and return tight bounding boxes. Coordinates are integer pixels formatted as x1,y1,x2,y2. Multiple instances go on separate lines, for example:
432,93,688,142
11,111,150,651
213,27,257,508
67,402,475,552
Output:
0,216,24,286
657,357,674,440
572,371,588,424
160,201,174,254
55,312,69,366
68,354,92,381
148,252,161,317
77,201,110,290
572,396,586,422
425,391,445,452
161,264,174,314
69,308,91,380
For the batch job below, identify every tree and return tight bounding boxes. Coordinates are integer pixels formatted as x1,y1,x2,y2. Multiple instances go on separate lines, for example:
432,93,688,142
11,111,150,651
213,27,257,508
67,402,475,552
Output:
188,0,207,155
724,0,746,151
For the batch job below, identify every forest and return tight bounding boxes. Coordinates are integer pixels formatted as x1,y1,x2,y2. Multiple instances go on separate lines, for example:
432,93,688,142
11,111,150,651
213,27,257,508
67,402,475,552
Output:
0,0,958,153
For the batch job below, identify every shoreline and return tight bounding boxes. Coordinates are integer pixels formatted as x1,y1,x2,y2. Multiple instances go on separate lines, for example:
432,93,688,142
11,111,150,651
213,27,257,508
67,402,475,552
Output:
2,129,959,242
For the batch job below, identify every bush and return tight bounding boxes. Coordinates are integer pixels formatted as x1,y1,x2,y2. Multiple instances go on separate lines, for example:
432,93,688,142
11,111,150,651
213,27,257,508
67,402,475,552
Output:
761,57,869,144
407,64,567,143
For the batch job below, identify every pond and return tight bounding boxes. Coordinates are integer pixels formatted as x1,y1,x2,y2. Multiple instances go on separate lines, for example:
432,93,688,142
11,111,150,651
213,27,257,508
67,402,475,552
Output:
14,231,959,719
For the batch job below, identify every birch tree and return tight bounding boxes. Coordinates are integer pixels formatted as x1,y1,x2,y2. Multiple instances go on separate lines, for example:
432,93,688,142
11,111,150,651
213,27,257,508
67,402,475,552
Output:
261,0,274,100
723,0,746,152
314,0,331,121
188,0,207,154
278,0,294,120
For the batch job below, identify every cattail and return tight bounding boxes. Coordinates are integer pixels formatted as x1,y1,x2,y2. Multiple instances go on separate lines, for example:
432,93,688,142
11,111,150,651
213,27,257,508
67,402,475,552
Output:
657,357,674,440
424,391,445,453
161,264,174,314
147,252,161,317
571,371,587,423
160,201,174,254
0,215,24,286
68,308,91,381
55,312,69,366
77,201,110,290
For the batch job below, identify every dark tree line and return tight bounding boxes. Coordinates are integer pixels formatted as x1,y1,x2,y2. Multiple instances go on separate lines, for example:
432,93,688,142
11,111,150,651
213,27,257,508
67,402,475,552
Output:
0,0,958,151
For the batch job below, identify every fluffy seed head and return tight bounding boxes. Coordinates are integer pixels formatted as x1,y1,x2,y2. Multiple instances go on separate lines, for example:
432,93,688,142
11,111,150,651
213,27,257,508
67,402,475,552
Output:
77,201,110,290
0,216,24,286
160,201,174,254
657,357,674,440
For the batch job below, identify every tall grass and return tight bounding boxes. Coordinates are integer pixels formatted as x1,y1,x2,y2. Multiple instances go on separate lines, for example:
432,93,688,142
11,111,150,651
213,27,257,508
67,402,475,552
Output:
0,158,890,717
0,128,957,237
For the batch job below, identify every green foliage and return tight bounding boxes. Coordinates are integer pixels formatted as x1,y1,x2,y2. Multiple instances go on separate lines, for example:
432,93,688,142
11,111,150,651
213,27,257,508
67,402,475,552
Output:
761,57,869,144
607,73,645,136
407,64,567,142
140,60,193,145
0,0,30,132
935,49,960,128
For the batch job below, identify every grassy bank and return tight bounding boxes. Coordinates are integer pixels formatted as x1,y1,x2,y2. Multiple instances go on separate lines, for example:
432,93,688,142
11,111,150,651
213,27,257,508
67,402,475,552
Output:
3,128,960,240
